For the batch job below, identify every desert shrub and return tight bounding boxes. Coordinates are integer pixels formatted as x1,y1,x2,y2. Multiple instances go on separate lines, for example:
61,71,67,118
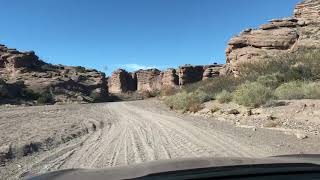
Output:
275,81,320,100
22,88,40,100
37,92,54,104
165,91,190,111
274,81,305,100
304,82,320,99
160,86,178,96
194,89,212,102
239,49,320,81
188,76,244,98
233,82,273,107
256,73,284,89
215,90,232,103
165,90,210,112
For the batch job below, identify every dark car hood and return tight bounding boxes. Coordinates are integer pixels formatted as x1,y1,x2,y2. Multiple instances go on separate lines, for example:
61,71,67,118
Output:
27,155,320,180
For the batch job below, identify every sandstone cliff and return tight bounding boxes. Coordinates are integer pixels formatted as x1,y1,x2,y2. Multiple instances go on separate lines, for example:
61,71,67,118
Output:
226,0,320,76
107,64,223,94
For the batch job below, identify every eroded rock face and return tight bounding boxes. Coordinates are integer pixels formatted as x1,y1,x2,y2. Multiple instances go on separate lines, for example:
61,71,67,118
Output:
136,69,162,92
202,64,223,80
0,44,108,104
108,69,136,94
161,68,179,87
107,64,224,93
225,0,320,76
294,0,320,24
178,65,204,86
0,45,44,70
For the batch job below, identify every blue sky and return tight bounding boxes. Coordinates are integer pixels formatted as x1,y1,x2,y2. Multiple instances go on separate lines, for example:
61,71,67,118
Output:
0,0,300,75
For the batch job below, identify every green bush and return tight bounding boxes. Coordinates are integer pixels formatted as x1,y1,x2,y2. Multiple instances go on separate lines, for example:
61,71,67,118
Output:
304,82,320,99
165,91,190,111
185,76,243,98
238,49,320,81
165,90,210,112
256,73,284,89
233,82,273,107
274,81,305,100
37,92,54,104
22,88,40,100
194,89,212,102
215,90,232,103
275,81,320,100
160,86,178,96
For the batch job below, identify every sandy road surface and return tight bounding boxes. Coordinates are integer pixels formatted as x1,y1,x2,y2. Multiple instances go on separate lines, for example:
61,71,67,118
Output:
1,100,319,179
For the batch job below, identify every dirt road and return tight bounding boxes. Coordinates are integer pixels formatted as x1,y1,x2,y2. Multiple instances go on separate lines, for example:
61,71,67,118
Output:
1,100,319,179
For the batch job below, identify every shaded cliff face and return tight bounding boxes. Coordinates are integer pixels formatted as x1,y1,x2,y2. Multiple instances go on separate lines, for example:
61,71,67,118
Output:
108,69,136,94
0,44,108,104
226,0,320,76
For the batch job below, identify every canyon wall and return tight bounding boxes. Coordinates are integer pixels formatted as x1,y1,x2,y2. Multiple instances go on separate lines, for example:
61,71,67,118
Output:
107,64,223,94
2,0,320,102
109,0,320,93
225,0,320,76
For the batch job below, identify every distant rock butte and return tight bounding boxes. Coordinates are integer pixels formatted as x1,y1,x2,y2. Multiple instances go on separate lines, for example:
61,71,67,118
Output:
225,0,320,76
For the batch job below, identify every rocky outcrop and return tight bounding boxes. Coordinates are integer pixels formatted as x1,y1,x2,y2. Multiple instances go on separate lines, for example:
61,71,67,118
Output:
136,69,162,92
225,0,320,76
161,68,179,87
107,64,224,93
0,44,108,104
108,69,136,94
202,64,223,80
177,65,204,86
0,45,44,71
